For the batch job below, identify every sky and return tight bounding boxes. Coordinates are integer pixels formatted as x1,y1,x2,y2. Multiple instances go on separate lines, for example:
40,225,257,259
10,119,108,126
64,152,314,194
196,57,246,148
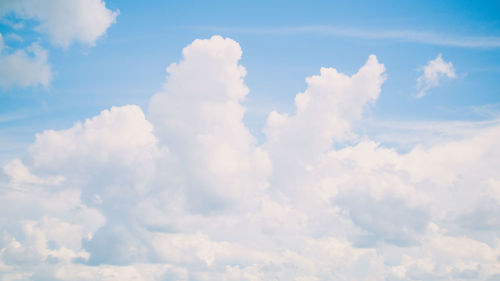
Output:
0,0,500,280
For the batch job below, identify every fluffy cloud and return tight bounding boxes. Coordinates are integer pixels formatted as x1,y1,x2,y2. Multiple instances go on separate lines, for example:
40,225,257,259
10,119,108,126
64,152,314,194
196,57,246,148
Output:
0,0,116,89
1,36,500,280
264,54,386,200
28,105,158,173
0,34,52,88
0,0,118,47
417,54,457,98
149,35,271,212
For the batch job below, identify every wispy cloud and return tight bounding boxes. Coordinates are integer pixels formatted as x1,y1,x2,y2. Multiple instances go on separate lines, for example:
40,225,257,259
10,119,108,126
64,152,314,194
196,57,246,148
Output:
416,54,456,98
361,118,500,151
189,25,500,48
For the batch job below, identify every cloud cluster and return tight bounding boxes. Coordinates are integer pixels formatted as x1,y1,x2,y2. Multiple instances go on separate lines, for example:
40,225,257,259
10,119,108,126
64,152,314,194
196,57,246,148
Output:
417,54,457,98
0,0,117,89
1,36,499,281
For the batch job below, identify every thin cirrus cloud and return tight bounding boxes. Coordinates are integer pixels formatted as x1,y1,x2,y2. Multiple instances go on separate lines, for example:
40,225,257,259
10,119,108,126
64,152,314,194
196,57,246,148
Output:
1,35,500,280
192,25,500,48
0,0,118,89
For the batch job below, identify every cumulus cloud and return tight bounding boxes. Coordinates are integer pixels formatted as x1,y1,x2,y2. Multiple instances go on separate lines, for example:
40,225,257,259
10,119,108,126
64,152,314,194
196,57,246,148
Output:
264,55,386,199
1,36,500,280
416,54,457,98
149,35,271,212
0,0,118,48
0,34,52,88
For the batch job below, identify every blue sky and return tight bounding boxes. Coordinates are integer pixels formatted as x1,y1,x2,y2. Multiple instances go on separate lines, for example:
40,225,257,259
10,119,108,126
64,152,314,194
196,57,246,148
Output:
1,1,500,280
1,0,500,159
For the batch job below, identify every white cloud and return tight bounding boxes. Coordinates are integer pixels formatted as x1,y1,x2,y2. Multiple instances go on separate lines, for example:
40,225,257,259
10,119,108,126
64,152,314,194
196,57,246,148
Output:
1,0,118,48
0,0,116,89
417,54,457,98
263,54,385,200
27,104,161,208
149,35,272,212
29,105,158,172
0,34,52,88
1,36,500,280
3,158,64,187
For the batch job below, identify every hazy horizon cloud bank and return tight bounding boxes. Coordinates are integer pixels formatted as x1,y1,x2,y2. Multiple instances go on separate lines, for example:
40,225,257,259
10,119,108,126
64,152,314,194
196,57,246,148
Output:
1,36,500,281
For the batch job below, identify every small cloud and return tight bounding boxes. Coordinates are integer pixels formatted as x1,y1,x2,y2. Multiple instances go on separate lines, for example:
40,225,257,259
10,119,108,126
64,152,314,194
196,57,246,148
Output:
416,54,456,98
0,34,52,88
0,18,24,30
5,33,24,42
0,0,117,89
1,0,119,48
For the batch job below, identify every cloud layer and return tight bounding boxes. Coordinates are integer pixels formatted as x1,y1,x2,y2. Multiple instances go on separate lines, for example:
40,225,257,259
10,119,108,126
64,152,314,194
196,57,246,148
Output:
1,36,499,281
